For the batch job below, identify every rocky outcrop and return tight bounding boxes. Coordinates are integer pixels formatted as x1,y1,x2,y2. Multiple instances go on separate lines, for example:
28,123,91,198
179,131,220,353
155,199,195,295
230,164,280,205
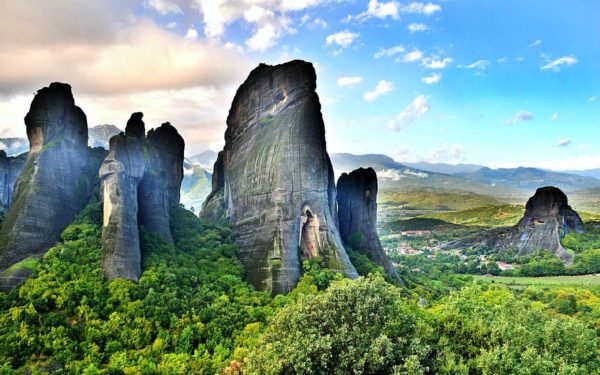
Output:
0,83,96,270
337,168,401,282
445,186,585,262
100,114,184,281
201,60,358,294
0,151,26,212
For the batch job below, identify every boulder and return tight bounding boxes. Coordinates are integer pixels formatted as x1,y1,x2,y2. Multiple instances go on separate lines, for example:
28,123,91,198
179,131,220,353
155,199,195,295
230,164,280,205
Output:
337,168,401,282
0,83,94,270
201,60,358,294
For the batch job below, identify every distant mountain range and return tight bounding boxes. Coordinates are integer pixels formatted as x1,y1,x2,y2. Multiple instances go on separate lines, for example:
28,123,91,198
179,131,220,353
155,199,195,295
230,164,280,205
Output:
88,124,121,149
330,153,600,197
0,138,27,156
187,150,218,170
402,161,484,175
560,168,600,179
455,167,600,192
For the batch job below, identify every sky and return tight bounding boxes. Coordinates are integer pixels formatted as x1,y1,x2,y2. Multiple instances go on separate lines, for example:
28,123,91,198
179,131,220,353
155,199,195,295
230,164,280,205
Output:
0,0,599,170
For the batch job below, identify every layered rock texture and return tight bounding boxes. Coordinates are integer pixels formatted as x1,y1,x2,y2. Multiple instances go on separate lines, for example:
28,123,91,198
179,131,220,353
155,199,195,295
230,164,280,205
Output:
0,83,97,270
100,114,184,281
446,186,585,262
0,151,26,212
337,168,401,282
201,60,358,294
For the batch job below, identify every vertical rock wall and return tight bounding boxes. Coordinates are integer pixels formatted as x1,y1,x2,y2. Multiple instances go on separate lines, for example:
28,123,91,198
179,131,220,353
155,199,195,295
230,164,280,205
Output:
100,114,184,281
0,83,92,270
201,60,358,294
337,168,401,283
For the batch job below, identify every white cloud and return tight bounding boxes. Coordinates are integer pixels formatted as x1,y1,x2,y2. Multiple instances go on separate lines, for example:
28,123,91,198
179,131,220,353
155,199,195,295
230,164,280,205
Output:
166,21,177,29
281,0,324,11
528,39,542,48
589,96,597,103
551,112,558,121
0,1,255,155
354,0,400,22
246,23,280,51
422,73,441,84
497,57,508,63
145,0,182,15
326,30,359,48
351,1,441,22
196,0,322,50
505,111,533,125
399,49,423,63
389,94,430,130
541,56,577,72
459,59,489,70
422,57,452,69
184,27,199,40
557,138,572,147
401,2,441,16
363,80,393,101
374,45,404,58
337,76,363,87
408,23,429,33
302,16,328,29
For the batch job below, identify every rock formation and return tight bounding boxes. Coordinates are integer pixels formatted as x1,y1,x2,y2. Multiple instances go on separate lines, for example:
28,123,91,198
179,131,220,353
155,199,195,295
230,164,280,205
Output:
445,186,585,262
201,60,358,294
337,168,401,282
0,83,96,270
100,114,184,281
0,151,26,212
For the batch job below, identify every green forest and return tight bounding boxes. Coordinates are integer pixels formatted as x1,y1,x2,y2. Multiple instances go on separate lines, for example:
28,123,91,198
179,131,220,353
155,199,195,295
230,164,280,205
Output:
1,201,599,374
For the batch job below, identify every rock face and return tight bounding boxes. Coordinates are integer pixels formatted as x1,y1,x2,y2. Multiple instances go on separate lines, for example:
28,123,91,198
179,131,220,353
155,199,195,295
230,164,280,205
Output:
337,168,401,282
0,83,94,270
445,186,585,262
201,60,358,294
100,114,184,281
0,151,26,212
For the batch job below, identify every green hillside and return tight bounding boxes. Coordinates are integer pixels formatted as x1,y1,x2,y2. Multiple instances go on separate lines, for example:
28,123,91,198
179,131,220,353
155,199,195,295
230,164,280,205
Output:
422,204,525,227
379,189,505,211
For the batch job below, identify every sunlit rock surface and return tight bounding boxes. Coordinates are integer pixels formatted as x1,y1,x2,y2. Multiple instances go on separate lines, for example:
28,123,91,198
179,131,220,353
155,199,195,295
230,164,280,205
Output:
0,83,96,270
201,60,358,294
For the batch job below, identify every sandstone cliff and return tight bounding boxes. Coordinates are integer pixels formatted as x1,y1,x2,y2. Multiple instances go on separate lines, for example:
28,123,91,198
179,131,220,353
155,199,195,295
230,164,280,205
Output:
0,83,97,270
201,60,358,294
445,186,585,262
337,168,401,282
100,114,184,281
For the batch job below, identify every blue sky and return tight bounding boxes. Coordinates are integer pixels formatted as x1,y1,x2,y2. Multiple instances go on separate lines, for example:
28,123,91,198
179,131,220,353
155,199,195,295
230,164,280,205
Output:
1,0,599,169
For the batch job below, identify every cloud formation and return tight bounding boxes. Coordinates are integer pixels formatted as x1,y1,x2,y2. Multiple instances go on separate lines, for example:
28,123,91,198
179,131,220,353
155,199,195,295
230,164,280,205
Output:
389,95,430,130
505,111,533,125
422,73,441,84
326,30,360,48
408,23,429,32
374,45,405,58
337,76,363,87
363,80,393,101
541,56,577,72
556,138,572,147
